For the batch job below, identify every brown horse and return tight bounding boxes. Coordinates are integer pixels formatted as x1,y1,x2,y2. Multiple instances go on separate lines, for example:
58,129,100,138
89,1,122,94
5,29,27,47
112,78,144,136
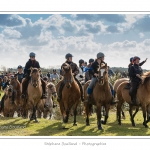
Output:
84,63,112,130
26,68,42,122
113,78,130,119
56,63,80,125
10,74,22,117
116,72,150,127
3,85,17,117
37,82,57,119
0,77,2,91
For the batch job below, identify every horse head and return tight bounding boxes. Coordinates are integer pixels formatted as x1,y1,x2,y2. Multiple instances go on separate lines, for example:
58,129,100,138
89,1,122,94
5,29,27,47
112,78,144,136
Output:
30,68,41,88
47,82,57,98
61,63,73,89
97,63,108,85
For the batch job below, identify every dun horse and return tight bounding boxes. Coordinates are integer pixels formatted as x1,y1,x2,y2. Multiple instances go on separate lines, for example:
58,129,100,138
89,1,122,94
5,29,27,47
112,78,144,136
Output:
37,82,57,119
84,63,112,130
116,72,150,127
56,63,80,125
10,74,22,117
3,85,17,117
26,68,42,122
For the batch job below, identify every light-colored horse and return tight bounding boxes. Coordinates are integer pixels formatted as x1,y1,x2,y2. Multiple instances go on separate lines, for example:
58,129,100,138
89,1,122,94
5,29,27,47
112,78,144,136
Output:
37,82,57,119
26,68,42,122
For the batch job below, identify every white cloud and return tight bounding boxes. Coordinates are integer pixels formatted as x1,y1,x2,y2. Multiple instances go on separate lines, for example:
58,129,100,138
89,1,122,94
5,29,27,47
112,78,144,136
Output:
139,32,145,38
2,28,22,38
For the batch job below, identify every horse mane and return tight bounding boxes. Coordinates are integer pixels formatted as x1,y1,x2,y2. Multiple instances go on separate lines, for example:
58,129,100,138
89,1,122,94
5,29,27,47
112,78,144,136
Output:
47,82,55,88
142,71,150,85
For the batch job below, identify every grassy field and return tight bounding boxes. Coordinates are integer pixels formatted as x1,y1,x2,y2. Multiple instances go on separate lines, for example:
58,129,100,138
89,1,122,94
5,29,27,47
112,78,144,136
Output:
0,90,150,136
0,111,150,136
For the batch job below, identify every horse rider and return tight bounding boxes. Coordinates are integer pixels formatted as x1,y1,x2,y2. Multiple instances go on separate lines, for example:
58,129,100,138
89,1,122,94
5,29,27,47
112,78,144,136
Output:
58,53,84,101
108,66,115,78
20,52,47,99
50,69,60,82
84,58,94,83
76,59,85,82
85,52,117,105
47,72,51,81
129,56,147,105
16,65,24,84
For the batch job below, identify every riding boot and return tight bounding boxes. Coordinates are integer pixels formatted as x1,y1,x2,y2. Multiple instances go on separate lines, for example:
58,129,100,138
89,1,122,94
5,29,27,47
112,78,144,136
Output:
110,90,118,105
130,94,137,105
41,79,47,99
21,76,30,99
57,82,65,102
84,88,92,103
74,77,84,101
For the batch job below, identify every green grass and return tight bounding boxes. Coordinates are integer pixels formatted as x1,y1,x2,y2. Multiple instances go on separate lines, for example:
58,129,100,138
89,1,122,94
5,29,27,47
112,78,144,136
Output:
0,90,149,136
0,111,150,136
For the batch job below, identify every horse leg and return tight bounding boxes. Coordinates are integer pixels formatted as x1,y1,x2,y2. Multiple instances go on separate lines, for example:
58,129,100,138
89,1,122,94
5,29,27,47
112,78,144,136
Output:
129,105,136,127
117,103,122,125
146,105,150,124
121,108,126,119
85,103,90,126
132,107,139,119
73,104,78,126
34,106,39,123
142,105,148,128
102,105,110,125
97,104,103,130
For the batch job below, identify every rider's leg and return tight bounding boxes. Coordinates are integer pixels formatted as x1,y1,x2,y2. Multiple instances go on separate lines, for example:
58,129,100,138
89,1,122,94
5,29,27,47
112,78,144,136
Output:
74,77,84,101
129,81,139,104
85,77,97,102
41,78,47,99
21,76,30,99
108,82,118,104
57,80,65,101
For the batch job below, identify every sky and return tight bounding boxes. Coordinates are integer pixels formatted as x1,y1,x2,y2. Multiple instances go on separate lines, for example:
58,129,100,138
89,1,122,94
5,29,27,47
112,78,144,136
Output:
0,14,150,70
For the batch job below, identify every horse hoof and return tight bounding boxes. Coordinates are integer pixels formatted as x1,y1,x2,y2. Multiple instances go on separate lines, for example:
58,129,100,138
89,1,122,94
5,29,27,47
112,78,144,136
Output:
101,120,106,125
143,122,148,128
118,122,121,125
30,118,34,121
132,123,136,127
86,123,90,126
73,123,77,126
35,120,39,123
98,126,103,130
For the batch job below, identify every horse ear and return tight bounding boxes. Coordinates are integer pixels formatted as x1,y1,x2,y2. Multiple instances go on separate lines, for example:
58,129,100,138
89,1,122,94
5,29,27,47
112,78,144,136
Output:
38,68,41,72
30,67,33,71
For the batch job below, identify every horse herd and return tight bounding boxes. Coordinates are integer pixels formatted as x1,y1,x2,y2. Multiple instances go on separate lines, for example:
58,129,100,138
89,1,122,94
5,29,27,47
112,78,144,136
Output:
1,64,150,130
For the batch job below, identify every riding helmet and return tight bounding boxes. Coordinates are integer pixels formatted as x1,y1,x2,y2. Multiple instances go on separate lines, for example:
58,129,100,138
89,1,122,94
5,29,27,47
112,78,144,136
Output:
65,53,73,59
133,56,140,61
89,58,94,63
17,65,22,69
79,59,84,64
97,52,105,59
29,52,36,57
130,57,134,62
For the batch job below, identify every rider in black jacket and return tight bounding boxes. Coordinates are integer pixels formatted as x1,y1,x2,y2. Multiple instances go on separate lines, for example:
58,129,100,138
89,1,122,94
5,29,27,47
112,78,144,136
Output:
20,52,47,99
129,56,147,104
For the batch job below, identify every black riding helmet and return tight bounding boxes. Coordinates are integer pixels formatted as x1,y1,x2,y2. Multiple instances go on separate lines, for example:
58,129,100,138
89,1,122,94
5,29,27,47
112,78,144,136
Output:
89,58,94,63
65,53,73,59
17,65,23,69
130,57,134,62
79,59,84,64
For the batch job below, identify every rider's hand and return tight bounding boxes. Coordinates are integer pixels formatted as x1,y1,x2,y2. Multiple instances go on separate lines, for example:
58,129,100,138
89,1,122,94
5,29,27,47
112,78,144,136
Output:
136,74,140,78
94,73,98,77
